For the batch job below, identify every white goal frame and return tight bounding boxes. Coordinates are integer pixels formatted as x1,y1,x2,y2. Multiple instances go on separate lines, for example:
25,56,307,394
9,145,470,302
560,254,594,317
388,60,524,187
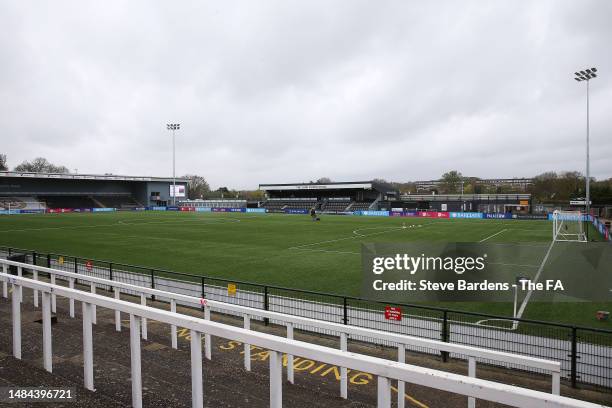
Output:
552,210,587,242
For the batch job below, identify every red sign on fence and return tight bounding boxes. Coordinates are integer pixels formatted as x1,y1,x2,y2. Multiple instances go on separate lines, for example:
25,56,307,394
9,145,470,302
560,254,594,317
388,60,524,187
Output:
384,306,402,321
85,260,93,270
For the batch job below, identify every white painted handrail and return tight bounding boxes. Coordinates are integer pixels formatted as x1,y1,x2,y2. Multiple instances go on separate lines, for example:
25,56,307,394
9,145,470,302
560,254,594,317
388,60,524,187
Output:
1,259,562,403
0,273,605,408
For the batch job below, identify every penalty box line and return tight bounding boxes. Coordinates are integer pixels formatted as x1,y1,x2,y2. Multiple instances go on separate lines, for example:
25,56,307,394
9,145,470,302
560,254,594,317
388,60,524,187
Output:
514,239,557,321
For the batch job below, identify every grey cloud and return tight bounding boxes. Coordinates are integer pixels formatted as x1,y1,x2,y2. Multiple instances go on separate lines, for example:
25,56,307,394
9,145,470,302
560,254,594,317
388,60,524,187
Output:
1,0,610,189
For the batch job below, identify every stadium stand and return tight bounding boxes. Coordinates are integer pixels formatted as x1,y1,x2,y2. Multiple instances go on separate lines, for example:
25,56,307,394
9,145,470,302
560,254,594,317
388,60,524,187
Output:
38,195,98,209
321,198,352,212
0,171,188,209
259,181,394,213
262,198,318,211
94,195,142,209
350,201,373,211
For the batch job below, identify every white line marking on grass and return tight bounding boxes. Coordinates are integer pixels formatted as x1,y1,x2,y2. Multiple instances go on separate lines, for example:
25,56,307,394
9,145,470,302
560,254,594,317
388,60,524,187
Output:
0,216,240,233
475,240,556,330
488,262,539,268
289,222,436,250
352,224,421,237
290,248,360,255
514,239,556,322
478,228,507,242
116,217,241,226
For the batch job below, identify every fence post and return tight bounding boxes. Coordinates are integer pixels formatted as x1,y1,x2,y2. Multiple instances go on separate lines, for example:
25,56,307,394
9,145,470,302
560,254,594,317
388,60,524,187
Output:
140,294,147,340
441,310,449,362
109,262,113,286
12,284,21,359
82,302,94,391
47,254,51,268
286,323,294,384
243,314,251,371
32,251,37,266
264,286,269,326
200,277,205,311
468,357,476,408
190,330,204,408
269,350,282,408
340,332,348,399
343,297,348,325
170,300,177,349
150,269,156,301
130,314,143,408
571,327,578,388
114,288,121,332
42,291,52,373
74,258,78,274
377,376,391,408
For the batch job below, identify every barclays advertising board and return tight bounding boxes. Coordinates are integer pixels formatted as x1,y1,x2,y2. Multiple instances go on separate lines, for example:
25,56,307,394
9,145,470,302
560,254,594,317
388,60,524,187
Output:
547,213,590,221
246,208,266,213
450,212,483,219
355,210,390,217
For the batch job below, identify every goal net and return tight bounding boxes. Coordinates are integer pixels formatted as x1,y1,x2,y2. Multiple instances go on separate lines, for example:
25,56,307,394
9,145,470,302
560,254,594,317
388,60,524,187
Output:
552,210,587,242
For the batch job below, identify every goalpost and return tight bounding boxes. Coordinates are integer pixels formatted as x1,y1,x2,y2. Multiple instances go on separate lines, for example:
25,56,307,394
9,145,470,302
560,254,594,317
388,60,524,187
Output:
552,210,587,242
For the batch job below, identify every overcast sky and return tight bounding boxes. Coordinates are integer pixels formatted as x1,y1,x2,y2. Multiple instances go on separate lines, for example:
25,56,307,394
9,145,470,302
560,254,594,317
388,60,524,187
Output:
1,1,610,189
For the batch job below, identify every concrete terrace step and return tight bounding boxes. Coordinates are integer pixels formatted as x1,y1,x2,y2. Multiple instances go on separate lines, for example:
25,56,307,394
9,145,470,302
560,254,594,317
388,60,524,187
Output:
0,351,124,408
0,293,374,408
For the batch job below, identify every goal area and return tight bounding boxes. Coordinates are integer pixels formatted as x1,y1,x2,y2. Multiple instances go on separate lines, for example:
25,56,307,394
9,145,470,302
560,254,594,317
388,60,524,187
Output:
552,210,587,242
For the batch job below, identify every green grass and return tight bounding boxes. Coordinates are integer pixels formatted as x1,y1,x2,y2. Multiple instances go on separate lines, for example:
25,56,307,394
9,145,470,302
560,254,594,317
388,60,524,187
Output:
0,211,610,329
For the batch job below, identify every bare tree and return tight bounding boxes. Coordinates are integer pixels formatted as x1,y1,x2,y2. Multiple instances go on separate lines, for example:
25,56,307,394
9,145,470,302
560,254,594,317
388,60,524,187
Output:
183,174,211,199
440,170,463,193
0,154,7,171
14,157,70,173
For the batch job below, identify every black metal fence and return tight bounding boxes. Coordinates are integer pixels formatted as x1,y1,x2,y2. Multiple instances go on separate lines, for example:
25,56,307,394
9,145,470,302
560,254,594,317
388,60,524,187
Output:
1,245,611,392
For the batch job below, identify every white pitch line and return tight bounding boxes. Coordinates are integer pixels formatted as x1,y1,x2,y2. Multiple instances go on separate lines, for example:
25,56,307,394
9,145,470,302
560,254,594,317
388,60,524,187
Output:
478,228,508,242
514,239,556,321
488,262,539,268
290,222,436,250
0,216,240,233
290,248,360,255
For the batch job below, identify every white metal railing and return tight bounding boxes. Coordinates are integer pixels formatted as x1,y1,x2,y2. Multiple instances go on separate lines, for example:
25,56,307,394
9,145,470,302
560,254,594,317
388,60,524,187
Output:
1,272,606,408
0,261,570,406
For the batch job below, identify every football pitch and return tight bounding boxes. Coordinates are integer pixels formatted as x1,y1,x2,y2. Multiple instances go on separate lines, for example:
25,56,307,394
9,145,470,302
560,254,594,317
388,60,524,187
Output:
0,211,610,328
